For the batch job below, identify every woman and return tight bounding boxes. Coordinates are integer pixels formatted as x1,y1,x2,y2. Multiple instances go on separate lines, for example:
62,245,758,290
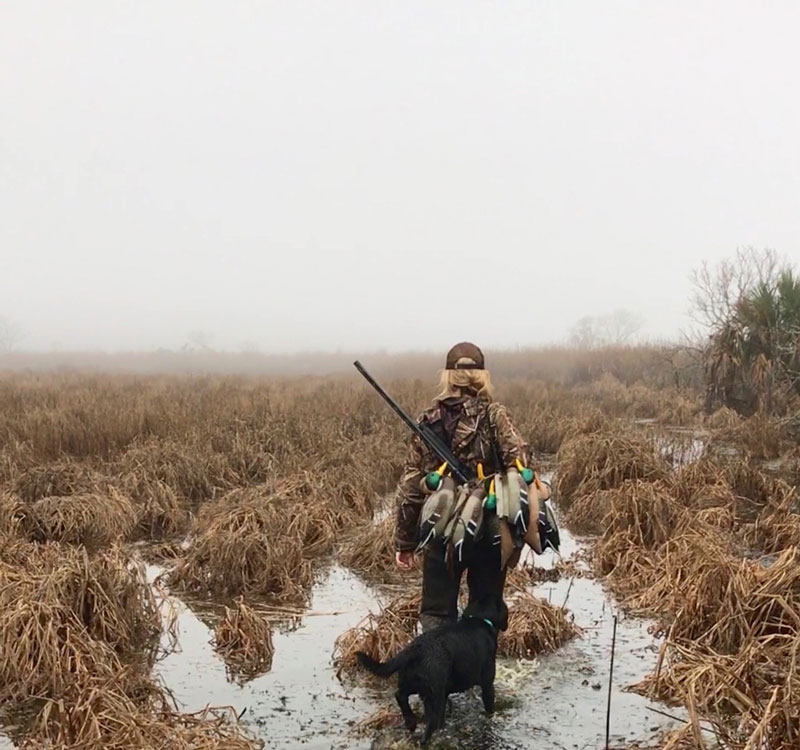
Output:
394,342,531,631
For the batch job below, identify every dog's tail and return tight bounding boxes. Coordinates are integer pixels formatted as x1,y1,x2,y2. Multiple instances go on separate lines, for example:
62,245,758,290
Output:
356,649,411,678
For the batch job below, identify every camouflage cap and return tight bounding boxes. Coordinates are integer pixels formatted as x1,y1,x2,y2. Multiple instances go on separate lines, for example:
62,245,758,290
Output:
445,342,485,370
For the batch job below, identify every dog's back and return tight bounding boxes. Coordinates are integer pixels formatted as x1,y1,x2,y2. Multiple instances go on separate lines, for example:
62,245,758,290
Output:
357,619,494,688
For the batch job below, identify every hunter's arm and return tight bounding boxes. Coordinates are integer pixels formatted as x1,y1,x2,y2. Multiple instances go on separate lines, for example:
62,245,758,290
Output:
490,402,532,468
395,434,427,552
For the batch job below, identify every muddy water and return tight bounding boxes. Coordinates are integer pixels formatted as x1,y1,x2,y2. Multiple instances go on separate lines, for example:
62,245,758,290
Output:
148,524,684,750
0,459,691,750
0,533,682,750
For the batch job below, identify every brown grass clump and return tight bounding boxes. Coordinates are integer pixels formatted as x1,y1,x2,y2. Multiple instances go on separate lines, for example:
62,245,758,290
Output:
605,507,800,746
676,478,737,513
622,530,735,631
0,593,121,706
705,406,742,430
138,539,185,565
333,592,421,679
593,480,687,589
0,534,243,749
670,455,794,522
635,635,799,748
565,488,615,536
670,456,725,493
694,545,800,650
521,406,591,455
118,470,191,539
710,413,792,460
590,481,719,608
693,505,735,532
338,515,420,585
507,552,591,589
0,439,35,484
505,565,534,591
168,480,321,602
116,438,228,505
556,430,669,508
213,599,275,683
338,515,395,581
0,489,25,537
600,479,686,549
0,543,160,705
657,393,702,426
12,461,108,503
19,489,138,548
497,592,580,659
575,422,800,746
20,670,263,750
734,477,800,554
350,706,405,736
518,565,562,585
54,546,161,662
316,435,403,501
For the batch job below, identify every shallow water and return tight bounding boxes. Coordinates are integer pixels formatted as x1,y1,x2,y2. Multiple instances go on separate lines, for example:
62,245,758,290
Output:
0,425,712,750
0,534,681,750
147,524,684,750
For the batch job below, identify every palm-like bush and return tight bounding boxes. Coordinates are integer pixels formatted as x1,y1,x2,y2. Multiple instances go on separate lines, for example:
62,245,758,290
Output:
705,265,800,415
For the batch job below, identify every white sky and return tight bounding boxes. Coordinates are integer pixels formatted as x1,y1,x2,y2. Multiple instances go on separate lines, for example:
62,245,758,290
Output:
2,1,799,352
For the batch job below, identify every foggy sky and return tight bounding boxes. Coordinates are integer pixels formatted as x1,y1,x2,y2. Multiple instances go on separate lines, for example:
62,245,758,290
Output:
2,1,799,353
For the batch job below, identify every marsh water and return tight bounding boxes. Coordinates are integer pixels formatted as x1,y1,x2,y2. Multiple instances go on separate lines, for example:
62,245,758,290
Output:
143,523,683,750
1,433,705,750
0,541,681,750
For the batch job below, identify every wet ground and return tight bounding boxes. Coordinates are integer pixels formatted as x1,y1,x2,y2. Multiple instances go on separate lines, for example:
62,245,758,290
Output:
143,524,684,750
0,438,697,750
0,517,686,750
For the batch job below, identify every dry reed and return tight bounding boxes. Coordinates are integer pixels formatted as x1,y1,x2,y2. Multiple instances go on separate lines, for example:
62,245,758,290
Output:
338,515,420,585
20,670,263,750
213,599,275,683
0,489,24,537
709,413,792,461
593,480,688,597
497,592,581,659
333,592,421,680
20,489,138,548
579,422,800,748
115,438,228,505
565,488,616,536
556,430,669,507
705,406,742,430
13,462,109,503
0,542,160,705
168,481,317,601
118,470,191,539
350,706,405,736
138,539,185,565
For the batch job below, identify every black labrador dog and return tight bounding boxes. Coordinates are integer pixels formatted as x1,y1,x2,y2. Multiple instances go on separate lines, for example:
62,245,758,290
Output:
356,594,508,744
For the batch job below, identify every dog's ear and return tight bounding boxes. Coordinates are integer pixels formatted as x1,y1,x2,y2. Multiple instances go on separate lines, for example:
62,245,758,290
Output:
496,600,509,632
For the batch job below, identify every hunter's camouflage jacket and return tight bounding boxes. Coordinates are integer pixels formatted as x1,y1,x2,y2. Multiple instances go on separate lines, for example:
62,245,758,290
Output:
395,395,531,551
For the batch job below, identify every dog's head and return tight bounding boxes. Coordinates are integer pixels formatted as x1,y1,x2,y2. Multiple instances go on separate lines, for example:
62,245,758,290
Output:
462,594,509,632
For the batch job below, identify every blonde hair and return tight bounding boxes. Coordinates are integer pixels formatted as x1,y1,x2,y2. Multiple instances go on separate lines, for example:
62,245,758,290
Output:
436,360,493,402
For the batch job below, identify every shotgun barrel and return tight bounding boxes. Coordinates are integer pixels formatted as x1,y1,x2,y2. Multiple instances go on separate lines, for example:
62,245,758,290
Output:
353,360,474,485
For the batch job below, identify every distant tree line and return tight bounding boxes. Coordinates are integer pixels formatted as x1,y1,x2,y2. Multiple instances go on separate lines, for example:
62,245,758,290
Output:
569,309,645,349
0,315,22,353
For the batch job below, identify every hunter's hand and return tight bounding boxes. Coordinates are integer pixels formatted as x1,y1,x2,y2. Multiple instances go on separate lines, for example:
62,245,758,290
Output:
395,550,415,570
